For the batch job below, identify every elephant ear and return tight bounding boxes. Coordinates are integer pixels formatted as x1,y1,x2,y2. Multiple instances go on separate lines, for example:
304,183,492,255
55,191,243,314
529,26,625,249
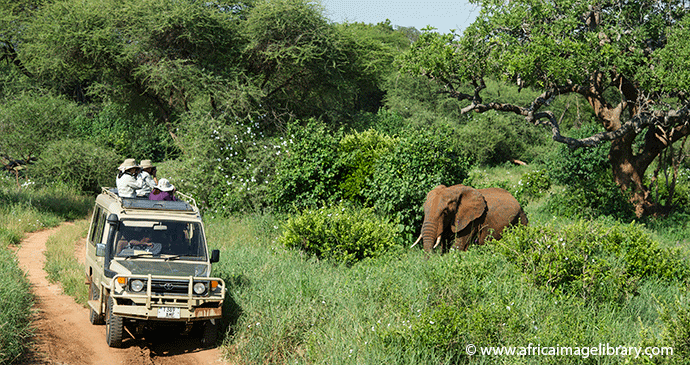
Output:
451,187,487,233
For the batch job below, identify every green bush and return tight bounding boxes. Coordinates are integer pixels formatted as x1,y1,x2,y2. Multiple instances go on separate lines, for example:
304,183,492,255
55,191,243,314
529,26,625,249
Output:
338,129,396,203
496,221,690,304
361,125,471,239
71,103,177,162
30,139,122,194
271,119,343,212
513,168,551,206
456,111,547,166
174,112,278,214
545,124,634,220
280,204,398,265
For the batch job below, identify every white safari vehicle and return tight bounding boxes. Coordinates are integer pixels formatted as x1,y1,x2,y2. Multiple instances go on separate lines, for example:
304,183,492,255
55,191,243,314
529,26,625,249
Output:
85,188,225,347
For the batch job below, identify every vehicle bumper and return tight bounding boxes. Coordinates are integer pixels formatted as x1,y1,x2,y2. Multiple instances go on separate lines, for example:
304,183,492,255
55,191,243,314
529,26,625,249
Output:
109,274,225,321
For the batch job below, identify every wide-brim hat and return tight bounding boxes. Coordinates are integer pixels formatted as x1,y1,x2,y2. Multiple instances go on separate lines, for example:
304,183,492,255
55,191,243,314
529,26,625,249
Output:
118,158,138,172
157,178,175,192
139,159,155,169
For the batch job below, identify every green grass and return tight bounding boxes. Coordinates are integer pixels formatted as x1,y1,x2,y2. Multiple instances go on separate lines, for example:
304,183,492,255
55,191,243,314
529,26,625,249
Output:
206,214,688,365
0,248,34,364
0,183,93,364
44,221,89,305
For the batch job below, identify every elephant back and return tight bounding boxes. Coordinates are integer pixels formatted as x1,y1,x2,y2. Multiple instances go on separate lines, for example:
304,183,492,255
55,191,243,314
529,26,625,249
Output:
477,187,525,239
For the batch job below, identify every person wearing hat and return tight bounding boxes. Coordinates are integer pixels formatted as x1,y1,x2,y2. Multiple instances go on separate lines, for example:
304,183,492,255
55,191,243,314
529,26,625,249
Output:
116,159,143,198
149,178,177,201
136,159,158,198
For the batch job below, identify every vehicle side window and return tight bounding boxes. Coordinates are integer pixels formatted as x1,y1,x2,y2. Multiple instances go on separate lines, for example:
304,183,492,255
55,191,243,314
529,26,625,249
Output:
88,207,107,246
88,207,102,246
94,210,107,244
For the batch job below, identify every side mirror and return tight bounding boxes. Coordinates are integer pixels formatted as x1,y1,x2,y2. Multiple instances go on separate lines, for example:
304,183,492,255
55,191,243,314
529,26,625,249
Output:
96,243,106,257
210,249,220,263
107,214,119,226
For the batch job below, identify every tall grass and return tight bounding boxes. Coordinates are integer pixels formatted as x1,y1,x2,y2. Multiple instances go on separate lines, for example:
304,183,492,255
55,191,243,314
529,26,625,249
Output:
0,182,93,364
208,215,687,364
0,248,34,364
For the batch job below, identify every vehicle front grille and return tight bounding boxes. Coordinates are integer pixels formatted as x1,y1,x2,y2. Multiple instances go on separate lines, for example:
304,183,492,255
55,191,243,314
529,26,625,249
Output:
150,279,189,295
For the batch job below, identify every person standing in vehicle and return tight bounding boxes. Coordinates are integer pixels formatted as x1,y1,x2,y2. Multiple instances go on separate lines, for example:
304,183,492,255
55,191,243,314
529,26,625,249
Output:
149,178,178,201
136,159,158,198
116,159,143,198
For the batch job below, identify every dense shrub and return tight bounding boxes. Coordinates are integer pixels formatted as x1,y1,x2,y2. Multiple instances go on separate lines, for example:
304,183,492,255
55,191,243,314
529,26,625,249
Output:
270,119,342,212
280,204,398,265
338,129,396,203
361,125,471,239
496,221,690,304
174,113,278,214
545,124,634,220
456,111,547,166
30,139,122,194
516,169,551,199
71,103,178,162
0,93,81,164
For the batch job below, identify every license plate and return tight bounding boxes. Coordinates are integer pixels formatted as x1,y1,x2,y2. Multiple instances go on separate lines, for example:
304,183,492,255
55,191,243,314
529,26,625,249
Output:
157,307,181,319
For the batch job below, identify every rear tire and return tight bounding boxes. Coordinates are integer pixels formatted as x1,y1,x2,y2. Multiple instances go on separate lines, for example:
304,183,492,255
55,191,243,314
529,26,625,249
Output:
200,320,218,348
89,281,104,325
106,296,124,347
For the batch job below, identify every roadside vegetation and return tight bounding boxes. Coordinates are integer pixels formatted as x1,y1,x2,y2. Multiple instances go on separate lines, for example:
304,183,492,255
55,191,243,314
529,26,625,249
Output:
3,0,690,364
0,176,92,364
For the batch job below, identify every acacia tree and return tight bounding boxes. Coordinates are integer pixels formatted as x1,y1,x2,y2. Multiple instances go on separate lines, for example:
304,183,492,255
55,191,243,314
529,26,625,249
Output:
400,0,690,217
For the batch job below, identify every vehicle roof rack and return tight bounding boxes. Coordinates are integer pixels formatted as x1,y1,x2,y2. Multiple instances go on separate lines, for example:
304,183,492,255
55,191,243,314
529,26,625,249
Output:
101,187,198,212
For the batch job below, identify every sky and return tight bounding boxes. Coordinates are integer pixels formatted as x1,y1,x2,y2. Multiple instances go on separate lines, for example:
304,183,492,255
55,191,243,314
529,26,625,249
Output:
320,0,481,34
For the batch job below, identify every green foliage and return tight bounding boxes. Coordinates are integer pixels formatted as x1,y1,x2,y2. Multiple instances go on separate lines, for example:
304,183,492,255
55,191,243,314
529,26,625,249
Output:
496,221,690,304
382,72,468,126
30,139,121,194
0,183,91,363
657,298,690,361
361,125,471,238
172,112,277,214
71,103,177,162
0,185,93,223
514,168,551,204
280,204,398,265
0,92,82,162
271,120,341,212
545,124,634,220
457,110,548,165
644,211,690,249
0,247,33,364
338,129,396,202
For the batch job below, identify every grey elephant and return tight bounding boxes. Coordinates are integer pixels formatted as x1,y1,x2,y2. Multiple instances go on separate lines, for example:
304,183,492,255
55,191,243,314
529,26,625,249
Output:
412,184,528,252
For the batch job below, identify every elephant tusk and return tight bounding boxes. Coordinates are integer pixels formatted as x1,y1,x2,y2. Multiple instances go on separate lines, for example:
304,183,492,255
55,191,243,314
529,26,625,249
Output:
433,235,441,249
411,234,422,248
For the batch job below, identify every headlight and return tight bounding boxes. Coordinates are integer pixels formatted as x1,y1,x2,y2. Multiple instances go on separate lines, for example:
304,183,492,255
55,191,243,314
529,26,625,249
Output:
130,279,145,292
193,282,207,295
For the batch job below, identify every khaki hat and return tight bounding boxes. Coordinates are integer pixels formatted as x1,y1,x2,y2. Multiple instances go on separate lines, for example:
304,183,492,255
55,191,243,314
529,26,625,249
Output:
139,159,155,169
118,158,138,172
157,178,175,192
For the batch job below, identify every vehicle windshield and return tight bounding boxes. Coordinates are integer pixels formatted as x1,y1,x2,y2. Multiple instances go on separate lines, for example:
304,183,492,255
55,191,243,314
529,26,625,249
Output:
113,220,207,261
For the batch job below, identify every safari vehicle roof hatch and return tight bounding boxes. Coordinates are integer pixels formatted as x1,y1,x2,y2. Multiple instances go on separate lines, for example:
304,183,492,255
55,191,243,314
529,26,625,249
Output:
101,187,198,213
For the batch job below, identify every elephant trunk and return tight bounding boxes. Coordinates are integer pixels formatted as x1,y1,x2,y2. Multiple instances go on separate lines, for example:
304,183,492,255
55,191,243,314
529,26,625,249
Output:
421,219,442,252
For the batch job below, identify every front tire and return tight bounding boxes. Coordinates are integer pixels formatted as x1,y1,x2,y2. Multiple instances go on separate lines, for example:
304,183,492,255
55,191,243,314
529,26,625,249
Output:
89,281,104,325
200,320,218,348
106,296,124,347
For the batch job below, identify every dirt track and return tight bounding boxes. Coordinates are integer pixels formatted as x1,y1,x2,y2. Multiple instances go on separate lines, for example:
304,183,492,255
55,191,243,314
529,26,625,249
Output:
14,224,230,365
